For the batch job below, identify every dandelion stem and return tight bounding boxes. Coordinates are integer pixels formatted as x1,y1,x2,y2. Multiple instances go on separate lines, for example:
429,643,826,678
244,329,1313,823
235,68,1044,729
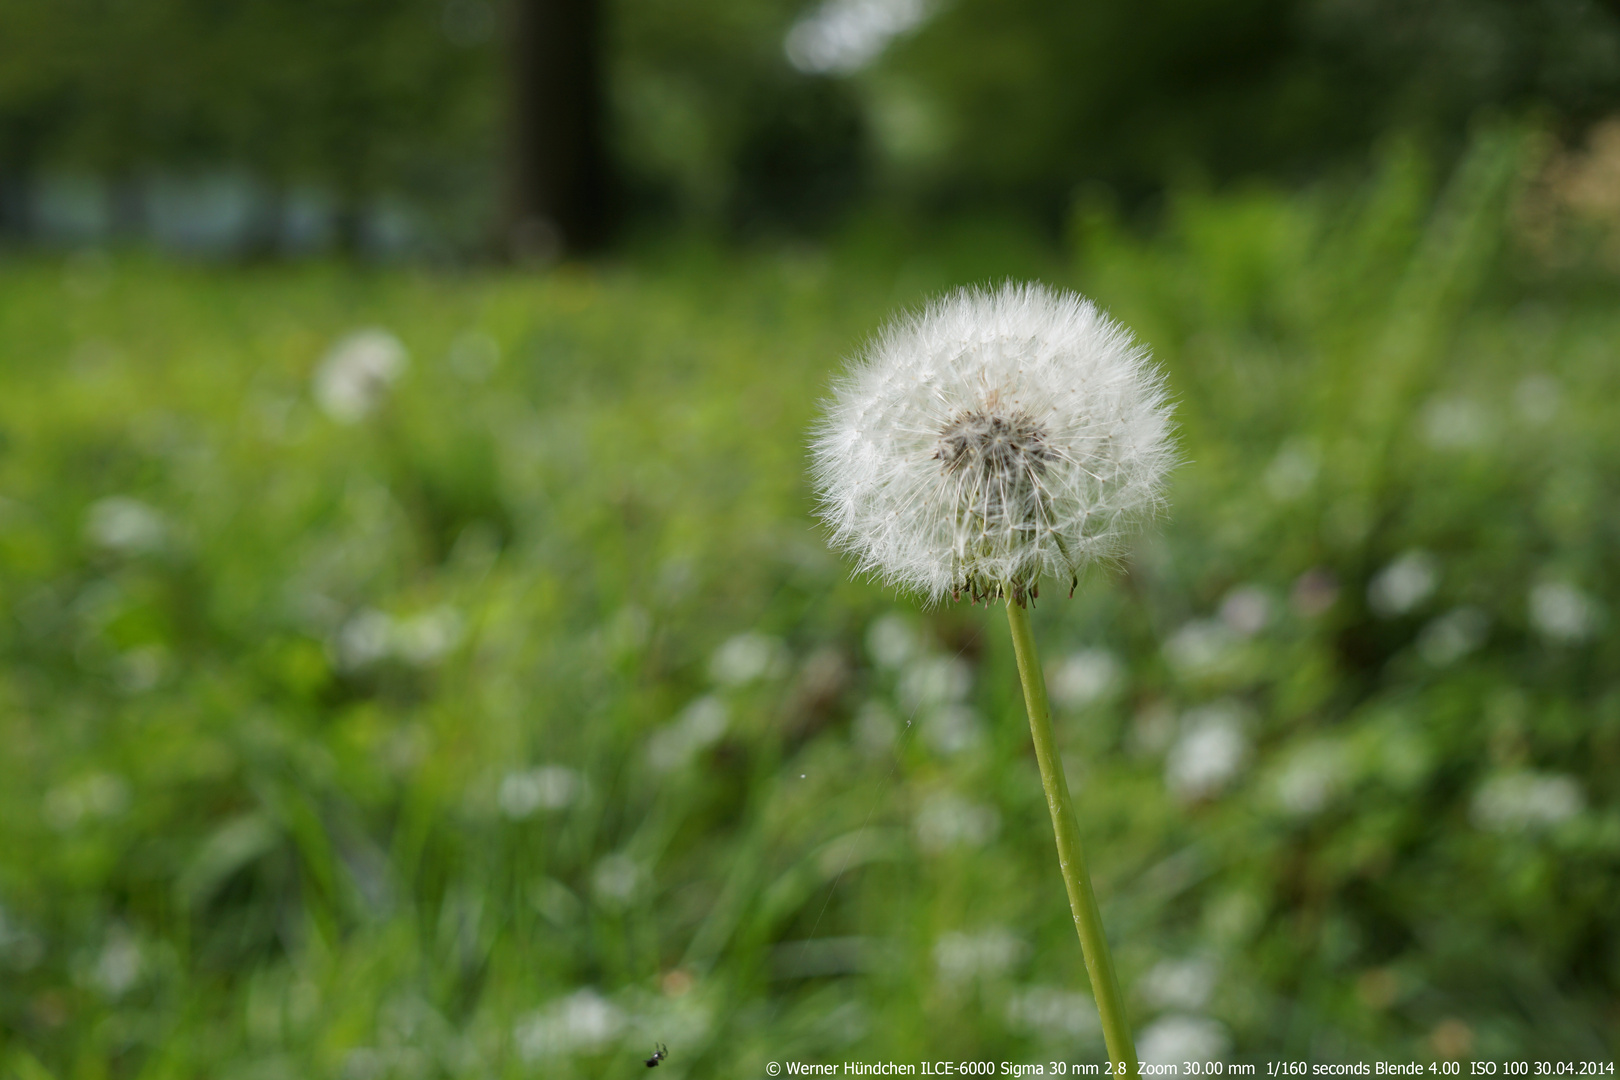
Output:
1005,596,1137,1077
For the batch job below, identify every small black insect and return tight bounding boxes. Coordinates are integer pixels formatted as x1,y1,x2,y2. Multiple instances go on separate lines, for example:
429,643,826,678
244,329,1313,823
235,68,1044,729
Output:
645,1043,668,1068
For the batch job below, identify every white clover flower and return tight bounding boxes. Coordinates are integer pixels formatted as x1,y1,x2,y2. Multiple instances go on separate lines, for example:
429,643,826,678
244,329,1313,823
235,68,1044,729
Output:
811,283,1175,605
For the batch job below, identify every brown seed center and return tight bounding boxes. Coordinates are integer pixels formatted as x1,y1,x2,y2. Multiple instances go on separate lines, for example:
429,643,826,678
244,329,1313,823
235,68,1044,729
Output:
934,408,1051,479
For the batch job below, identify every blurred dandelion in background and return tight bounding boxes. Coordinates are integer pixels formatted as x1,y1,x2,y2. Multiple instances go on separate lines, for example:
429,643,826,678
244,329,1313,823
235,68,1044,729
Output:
1140,955,1217,1012
1270,740,1352,818
1166,702,1251,803
497,765,582,820
1006,985,1102,1042
709,631,787,686
1048,648,1123,709
1367,550,1440,618
1470,772,1584,833
1421,397,1492,450
933,927,1026,987
1136,1014,1231,1067
866,612,919,670
1528,581,1604,643
1513,374,1562,425
85,496,168,555
1218,585,1272,637
313,328,407,423
1417,607,1489,665
1264,441,1319,501
647,696,730,773
591,854,644,908
513,989,625,1062
913,791,1000,852
1163,619,1237,679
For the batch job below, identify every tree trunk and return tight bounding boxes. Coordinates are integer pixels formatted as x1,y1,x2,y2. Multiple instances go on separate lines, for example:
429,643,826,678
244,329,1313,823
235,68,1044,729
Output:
506,0,610,259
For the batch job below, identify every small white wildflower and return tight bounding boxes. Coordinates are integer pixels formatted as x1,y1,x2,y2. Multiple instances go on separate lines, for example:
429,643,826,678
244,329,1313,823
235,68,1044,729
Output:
1471,772,1584,833
709,632,785,686
1140,956,1218,1011
1264,442,1318,501
866,613,918,669
394,607,464,666
1006,985,1101,1041
921,702,985,756
591,854,644,906
1367,550,1439,618
514,989,625,1061
646,696,730,772
1166,702,1251,802
811,283,1175,605
1418,607,1489,665
86,496,167,555
1048,647,1123,709
853,700,899,755
914,791,1000,852
1137,1014,1231,1067
334,609,397,670
44,772,132,830
498,765,582,820
1219,585,1272,637
1163,619,1237,678
314,329,407,423
1271,740,1352,817
115,644,170,694
933,927,1026,985
90,927,145,998
1528,581,1603,644
1513,374,1560,426
0,907,45,972
897,654,973,711
1421,397,1491,449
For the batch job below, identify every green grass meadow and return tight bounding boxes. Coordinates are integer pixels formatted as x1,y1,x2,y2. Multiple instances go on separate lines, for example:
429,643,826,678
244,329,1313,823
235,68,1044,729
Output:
2,132,1618,1078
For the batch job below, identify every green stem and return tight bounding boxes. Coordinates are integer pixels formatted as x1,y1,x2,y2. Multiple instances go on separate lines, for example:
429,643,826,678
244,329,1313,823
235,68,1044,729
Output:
1006,596,1137,1076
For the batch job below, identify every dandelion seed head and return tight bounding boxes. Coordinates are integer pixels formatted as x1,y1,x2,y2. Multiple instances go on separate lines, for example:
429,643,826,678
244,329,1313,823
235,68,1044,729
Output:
811,283,1176,605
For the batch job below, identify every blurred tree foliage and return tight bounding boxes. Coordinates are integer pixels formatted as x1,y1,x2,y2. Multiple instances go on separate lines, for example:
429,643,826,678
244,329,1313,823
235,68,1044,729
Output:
1,0,1618,240
872,0,1620,222
0,0,497,244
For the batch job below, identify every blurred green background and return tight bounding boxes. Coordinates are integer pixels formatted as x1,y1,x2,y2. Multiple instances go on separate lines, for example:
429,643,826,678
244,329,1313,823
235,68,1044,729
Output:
3,2,1620,1077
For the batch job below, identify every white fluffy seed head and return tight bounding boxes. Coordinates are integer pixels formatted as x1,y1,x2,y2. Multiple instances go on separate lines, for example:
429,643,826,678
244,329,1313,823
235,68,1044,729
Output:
810,282,1176,605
